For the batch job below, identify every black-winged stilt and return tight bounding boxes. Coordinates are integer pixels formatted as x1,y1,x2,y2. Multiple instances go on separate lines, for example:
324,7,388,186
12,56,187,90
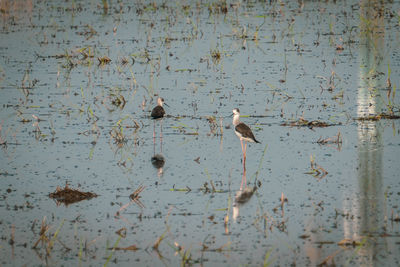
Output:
151,97,168,141
232,108,260,165
151,97,166,119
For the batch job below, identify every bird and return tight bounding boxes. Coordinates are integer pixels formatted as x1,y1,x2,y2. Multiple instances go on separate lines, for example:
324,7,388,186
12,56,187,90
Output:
151,97,168,146
151,97,166,119
232,108,260,165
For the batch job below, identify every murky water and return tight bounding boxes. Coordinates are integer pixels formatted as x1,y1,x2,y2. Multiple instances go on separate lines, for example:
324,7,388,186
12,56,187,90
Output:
1,0,400,266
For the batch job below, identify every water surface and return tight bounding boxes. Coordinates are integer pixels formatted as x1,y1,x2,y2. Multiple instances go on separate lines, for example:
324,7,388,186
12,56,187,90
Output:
1,0,400,266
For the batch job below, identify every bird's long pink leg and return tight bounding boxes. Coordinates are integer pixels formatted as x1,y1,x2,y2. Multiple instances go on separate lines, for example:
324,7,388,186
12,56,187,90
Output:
160,120,163,153
160,119,163,142
243,141,247,168
240,167,247,190
240,139,244,159
153,121,156,144
153,129,156,156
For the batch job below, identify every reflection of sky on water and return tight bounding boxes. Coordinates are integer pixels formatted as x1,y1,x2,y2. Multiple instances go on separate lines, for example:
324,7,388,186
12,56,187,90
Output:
350,0,385,264
346,1,396,265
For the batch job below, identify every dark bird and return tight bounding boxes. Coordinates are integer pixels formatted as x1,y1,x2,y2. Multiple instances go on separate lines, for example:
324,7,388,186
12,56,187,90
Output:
151,97,166,119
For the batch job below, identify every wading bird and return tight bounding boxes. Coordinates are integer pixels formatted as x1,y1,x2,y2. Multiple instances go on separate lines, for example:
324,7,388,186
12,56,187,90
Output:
151,96,168,146
232,108,260,167
151,97,166,119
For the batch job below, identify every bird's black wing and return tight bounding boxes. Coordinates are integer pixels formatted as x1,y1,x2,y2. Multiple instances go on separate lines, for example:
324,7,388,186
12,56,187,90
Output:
151,106,165,119
235,123,260,143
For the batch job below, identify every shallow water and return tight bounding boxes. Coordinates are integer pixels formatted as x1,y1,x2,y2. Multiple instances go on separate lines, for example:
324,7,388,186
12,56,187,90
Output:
1,0,400,266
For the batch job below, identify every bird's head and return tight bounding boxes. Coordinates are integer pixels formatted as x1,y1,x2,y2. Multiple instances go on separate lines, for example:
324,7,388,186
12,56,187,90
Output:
157,97,169,107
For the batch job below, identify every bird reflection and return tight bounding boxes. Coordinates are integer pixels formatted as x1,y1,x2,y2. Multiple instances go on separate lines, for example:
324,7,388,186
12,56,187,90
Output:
233,168,257,221
151,153,165,177
151,132,165,177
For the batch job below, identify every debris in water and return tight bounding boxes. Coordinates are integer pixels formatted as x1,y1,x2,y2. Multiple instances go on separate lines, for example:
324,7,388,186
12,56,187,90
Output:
355,112,400,121
49,184,98,206
281,117,337,129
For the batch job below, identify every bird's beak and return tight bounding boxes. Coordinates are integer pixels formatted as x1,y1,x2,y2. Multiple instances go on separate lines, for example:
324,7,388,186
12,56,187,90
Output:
164,103,170,107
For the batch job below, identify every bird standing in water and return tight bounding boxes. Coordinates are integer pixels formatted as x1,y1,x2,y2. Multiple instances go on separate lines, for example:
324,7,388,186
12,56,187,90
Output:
151,96,168,143
232,108,260,166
